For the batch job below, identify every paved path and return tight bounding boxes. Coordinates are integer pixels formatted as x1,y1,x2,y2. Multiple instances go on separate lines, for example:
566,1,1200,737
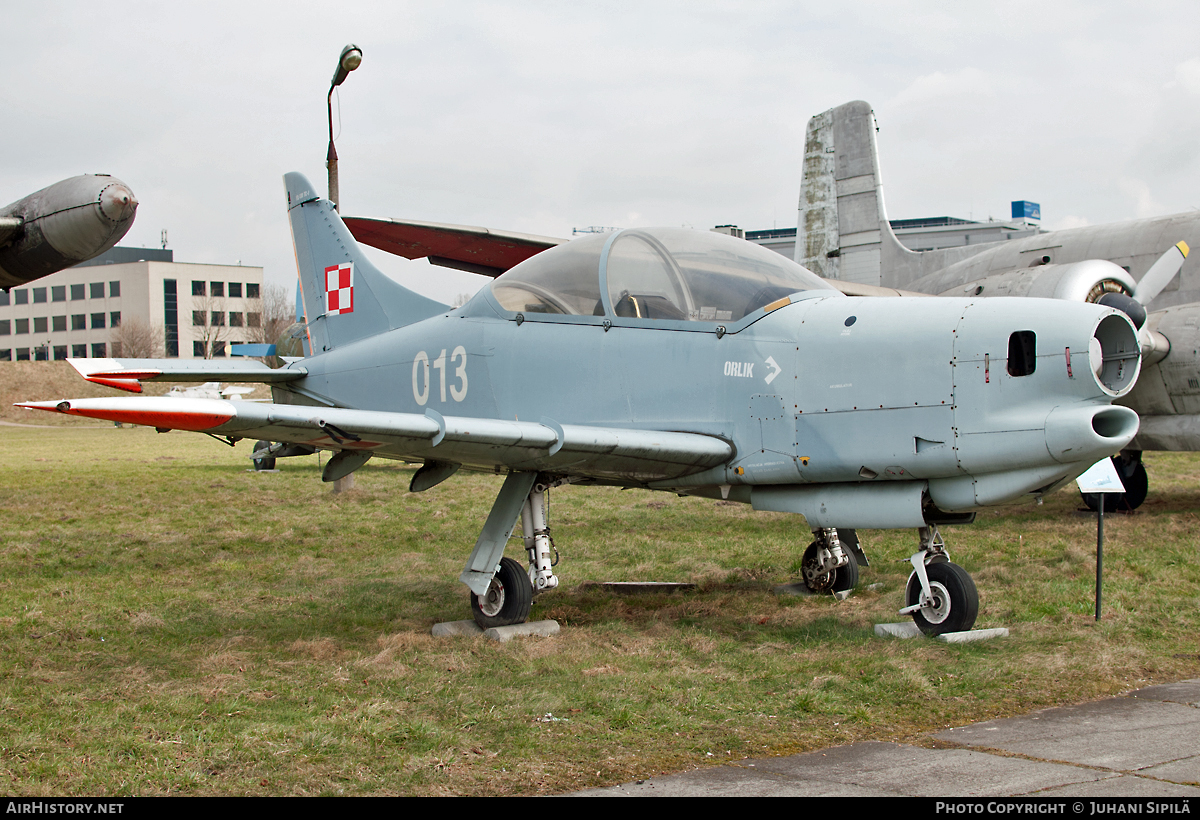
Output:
572,679,1200,796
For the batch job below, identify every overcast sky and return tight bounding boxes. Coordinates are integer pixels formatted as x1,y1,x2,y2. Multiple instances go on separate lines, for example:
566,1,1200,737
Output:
4,2,1199,302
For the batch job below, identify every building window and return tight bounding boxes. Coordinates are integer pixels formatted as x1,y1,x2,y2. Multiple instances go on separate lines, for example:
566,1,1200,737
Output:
211,311,225,326
229,282,242,298
34,346,47,361
0,291,8,307
247,312,261,328
71,314,86,331
51,286,65,302
90,282,104,299
15,319,28,334
53,346,66,361
192,311,205,326
246,283,260,299
33,287,46,303
14,290,27,305
72,344,87,358
193,341,206,357
192,281,206,296
91,343,106,358
33,317,47,334
110,311,121,327
0,350,9,361
229,312,243,327
52,316,66,332
15,348,29,361
71,284,85,300
91,313,106,329
164,279,178,357
0,321,8,336
211,341,225,357
109,281,121,298
109,341,121,357
210,281,224,297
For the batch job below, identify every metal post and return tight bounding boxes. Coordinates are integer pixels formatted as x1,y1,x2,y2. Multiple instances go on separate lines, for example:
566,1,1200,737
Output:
324,44,362,213
326,87,339,211
1095,501,1103,621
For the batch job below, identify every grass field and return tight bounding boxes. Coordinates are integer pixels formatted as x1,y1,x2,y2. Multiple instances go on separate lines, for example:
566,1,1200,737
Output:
0,416,1197,795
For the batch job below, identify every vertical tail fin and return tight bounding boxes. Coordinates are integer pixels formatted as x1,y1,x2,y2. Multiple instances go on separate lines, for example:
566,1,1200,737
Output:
284,172,448,354
795,101,914,287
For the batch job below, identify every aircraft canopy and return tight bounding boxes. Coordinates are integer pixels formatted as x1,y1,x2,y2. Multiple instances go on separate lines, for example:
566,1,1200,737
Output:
491,227,835,321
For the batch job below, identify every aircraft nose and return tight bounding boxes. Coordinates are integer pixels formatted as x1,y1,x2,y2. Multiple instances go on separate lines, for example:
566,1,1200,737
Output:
99,182,138,224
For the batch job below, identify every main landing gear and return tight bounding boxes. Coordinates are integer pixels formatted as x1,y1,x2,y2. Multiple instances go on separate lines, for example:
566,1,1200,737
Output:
801,527,865,594
1081,450,1148,512
465,474,563,630
899,525,979,635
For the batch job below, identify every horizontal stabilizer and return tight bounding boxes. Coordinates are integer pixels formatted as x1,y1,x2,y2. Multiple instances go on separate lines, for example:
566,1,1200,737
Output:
343,216,562,277
16,397,732,483
69,358,306,390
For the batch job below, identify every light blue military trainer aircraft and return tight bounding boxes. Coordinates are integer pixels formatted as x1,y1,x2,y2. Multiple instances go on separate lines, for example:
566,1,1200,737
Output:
19,173,1144,635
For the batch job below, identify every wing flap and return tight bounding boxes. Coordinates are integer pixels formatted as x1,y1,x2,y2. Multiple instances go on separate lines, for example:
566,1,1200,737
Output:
15,398,732,482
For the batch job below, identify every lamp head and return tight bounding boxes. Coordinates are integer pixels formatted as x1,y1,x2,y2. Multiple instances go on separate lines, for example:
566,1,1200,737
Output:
331,44,363,87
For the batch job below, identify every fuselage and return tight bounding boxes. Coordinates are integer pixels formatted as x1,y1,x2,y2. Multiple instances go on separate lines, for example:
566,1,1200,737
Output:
275,289,1140,515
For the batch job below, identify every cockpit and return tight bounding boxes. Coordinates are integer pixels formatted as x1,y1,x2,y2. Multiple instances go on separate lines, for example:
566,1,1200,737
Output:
489,227,838,324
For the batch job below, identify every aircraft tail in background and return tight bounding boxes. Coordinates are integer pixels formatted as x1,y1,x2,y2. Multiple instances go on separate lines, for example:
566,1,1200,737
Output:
795,101,917,287
284,172,449,355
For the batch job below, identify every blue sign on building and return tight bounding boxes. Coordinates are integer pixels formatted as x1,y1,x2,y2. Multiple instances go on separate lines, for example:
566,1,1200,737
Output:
1012,200,1041,221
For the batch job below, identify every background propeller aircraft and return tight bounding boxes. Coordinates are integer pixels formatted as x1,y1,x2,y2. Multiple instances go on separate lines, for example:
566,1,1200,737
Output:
790,101,1200,511
19,172,1143,635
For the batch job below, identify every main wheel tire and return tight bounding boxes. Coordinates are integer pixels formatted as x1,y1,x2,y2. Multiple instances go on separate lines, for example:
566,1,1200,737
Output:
1081,456,1148,512
905,561,978,636
469,556,533,629
252,440,276,471
801,541,859,594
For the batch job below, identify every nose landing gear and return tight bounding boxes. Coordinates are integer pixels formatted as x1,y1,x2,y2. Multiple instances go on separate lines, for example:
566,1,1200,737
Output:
898,525,979,635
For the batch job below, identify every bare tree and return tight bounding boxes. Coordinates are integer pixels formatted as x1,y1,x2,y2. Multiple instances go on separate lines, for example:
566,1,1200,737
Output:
109,316,164,358
248,283,295,347
191,291,229,358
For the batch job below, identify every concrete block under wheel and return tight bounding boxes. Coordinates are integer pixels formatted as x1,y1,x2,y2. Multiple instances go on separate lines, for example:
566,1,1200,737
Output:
483,620,561,642
936,627,1008,643
431,619,484,637
874,622,1009,641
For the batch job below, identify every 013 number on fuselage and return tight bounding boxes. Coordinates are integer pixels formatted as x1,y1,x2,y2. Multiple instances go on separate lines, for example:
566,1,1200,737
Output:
412,346,468,405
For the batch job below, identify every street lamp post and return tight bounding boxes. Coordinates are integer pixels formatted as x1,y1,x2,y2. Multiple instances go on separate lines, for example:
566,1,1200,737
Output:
326,44,363,212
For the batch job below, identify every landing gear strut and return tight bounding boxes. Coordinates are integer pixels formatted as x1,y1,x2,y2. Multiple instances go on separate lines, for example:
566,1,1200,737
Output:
899,525,979,635
465,473,565,629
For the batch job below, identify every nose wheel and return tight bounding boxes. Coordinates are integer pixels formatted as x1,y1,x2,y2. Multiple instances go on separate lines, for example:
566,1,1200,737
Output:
898,525,979,635
903,561,978,635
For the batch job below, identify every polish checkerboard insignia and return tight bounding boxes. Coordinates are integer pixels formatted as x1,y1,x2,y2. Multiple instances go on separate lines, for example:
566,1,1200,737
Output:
325,262,354,315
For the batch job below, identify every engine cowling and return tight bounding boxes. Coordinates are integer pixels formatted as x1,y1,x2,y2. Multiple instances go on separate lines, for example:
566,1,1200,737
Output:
934,258,1136,303
0,175,138,289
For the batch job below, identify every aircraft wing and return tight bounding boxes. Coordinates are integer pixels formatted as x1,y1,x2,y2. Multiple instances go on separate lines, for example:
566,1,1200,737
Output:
67,357,307,393
15,397,732,483
343,216,563,277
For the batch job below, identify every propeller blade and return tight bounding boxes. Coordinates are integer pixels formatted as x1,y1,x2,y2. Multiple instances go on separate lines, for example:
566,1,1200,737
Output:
1133,240,1190,306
